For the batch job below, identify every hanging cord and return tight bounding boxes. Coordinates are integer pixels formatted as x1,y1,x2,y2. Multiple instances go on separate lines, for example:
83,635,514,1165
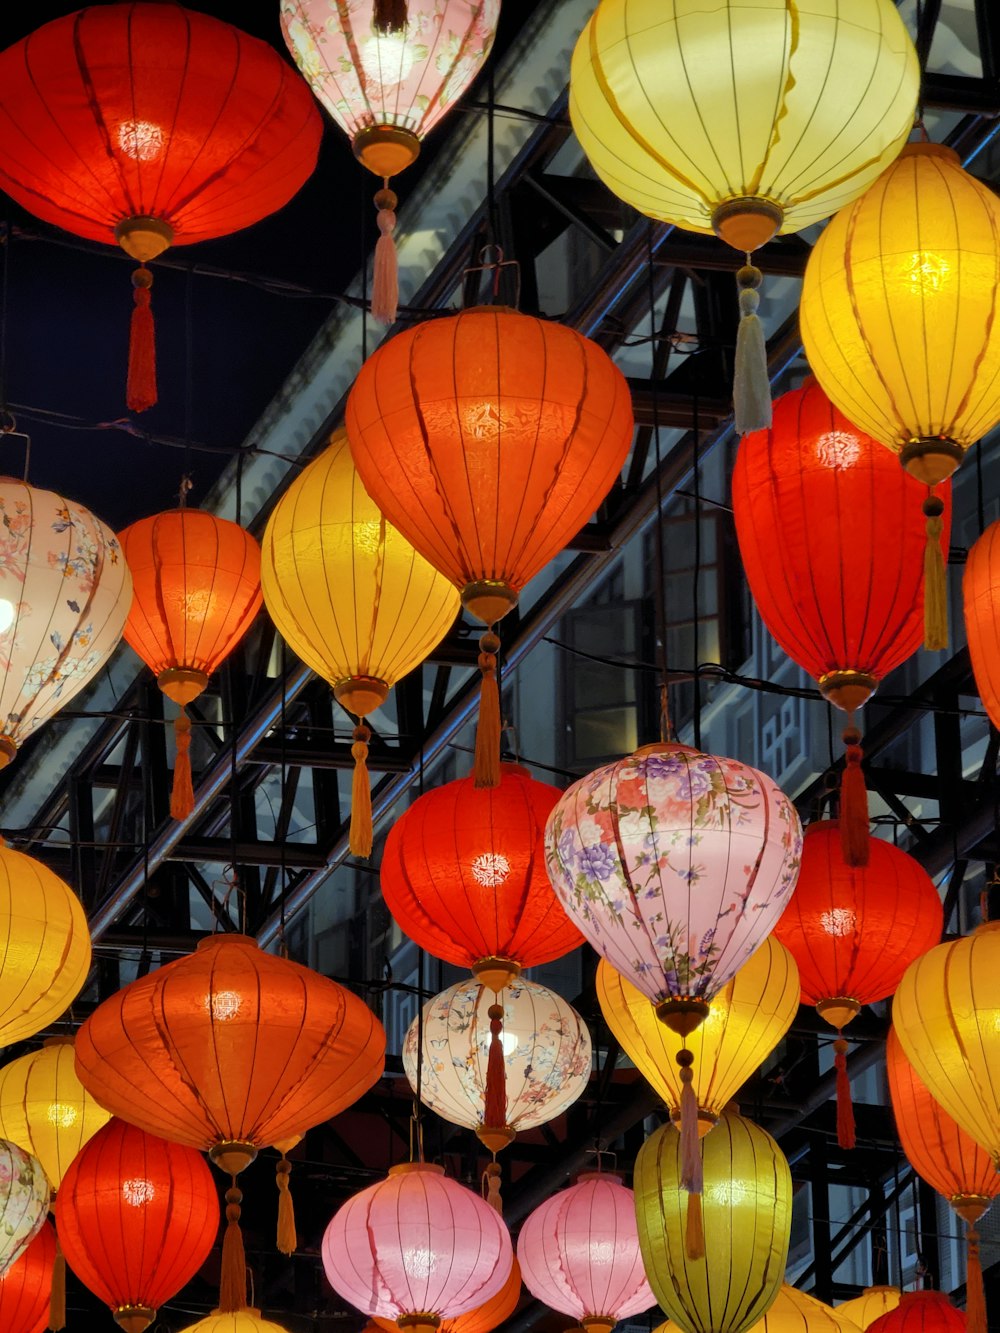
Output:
646,223,673,742
411,942,425,1163
691,360,702,750
486,59,498,251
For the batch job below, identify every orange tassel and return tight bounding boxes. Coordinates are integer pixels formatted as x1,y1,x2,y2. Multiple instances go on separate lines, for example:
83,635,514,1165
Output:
483,1160,503,1215
170,710,194,820
49,1232,66,1331
127,266,157,413
685,1189,705,1262
474,630,501,788
484,1003,507,1129
839,724,869,867
218,1182,247,1314
276,1155,297,1257
349,723,373,857
966,1223,987,1333
371,187,399,326
834,1035,856,1149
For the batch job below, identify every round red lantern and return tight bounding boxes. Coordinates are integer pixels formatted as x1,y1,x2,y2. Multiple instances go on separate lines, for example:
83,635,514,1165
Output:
0,3,322,412
119,508,262,819
0,1222,54,1333
964,520,1000,733
867,1292,965,1333
57,1118,219,1333
773,821,942,1148
346,306,633,783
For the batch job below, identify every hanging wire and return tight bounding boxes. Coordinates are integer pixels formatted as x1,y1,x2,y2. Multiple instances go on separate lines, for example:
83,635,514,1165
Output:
486,59,498,249
646,223,673,741
183,265,194,485
691,358,703,750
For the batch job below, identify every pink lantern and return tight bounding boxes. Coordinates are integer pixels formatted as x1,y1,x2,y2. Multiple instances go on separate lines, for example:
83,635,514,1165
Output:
517,1174,655,1333
322,1162,513,1332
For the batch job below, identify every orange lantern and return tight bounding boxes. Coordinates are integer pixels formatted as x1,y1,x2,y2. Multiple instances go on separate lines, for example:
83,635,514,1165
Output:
837,1292,902,1331
964,521,1000,733
118,508,262,820
0,1221,54,1333
885,1028,997,1333
0,3,322,412
346,306,634,783
371,1258,522,1333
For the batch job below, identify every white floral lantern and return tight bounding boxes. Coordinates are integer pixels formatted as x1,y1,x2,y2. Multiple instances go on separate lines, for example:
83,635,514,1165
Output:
0,1138,48,1276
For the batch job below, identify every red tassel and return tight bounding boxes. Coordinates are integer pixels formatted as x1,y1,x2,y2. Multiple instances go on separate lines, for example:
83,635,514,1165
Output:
474,630,501,789
966,1223,987,1333
127,266,157,413
170,710,194,820
840,724,870,867
834,1035,856,1149
218,1182,247,1313
484,1003,506,1130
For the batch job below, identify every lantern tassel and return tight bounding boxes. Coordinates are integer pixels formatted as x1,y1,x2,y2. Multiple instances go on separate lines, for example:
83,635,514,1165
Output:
219,1182,247,1314
685,1189,705,1262
839,724,869,867
834,1035,856,1150
127,265,157,414
474,630,502,788
966,1223,986,1333
349,722,373,858
371,186,399,326
170,709,195,821
678,1053,703,1196
49,1233,66,1332
483,1160,503,1215
923,493,948,651
733,262,771,436
484,1002,507,1130
276,1155,297,1257
373,0,408,34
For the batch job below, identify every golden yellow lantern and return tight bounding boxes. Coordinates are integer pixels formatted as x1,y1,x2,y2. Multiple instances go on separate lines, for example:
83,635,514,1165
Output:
656,1287,865,1333
0,845,90,1046
597,937,798,1133
0,1039,111,1191
260,429,460,856
837,1291,902,1330
634,1109,791,1324
893,921,1000,1169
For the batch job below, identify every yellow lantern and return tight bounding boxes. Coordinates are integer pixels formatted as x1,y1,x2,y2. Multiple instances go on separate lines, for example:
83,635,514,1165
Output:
837,1291,902,1329
260,428,460,856
597,937,798,1133
634,1109,791,1324
0,845,90,1046
893,922,1000,1169
656,1287,865,1333
179,1314,288,1333
0,1039,111,1190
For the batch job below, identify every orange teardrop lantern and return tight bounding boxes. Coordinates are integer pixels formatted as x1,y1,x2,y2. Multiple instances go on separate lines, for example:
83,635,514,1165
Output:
346,306,634,784
0,3,322,412
0,1221,54,1333
885,1028,997,1333
118,509,262,820
773,822,942,1149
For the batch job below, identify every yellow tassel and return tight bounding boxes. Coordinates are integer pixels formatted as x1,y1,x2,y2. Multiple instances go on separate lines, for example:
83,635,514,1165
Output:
276,1156,297,1257
483,1161,503,1215
349,723,373,858
170,710,195,820
966,1223,987,1333
839,725,869,868
685,1189,705,1262
923,494,948,651
474,630,501,789
218,1182,247,1314
49,1233,66,1331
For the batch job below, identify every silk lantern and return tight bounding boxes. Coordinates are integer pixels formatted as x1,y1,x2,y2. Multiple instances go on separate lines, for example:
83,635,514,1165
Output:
837,1293,902,1330
372,1261,522,1333
0,3,322,411
347,306,634,783
654,1286,866,1333
963,521,1000,734
569,0,918,434
260,429,459,856
886,1028,997,1333
733,380,952,857
0,1140,49,1277
773,822,942,1148
634,1110,791,1326
517,1174,655,1333
0,1221,55,1333
0,845,90,1047
0,479,131,767
119,507,262,821
57,1118,220,1333
867,1294,965,1333
322,1161,513,1333
596,935,798,1133
545,741,801,1214
281,0,499,323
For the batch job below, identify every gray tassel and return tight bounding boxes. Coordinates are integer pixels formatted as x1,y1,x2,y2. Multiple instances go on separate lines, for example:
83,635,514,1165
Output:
733,263,771,436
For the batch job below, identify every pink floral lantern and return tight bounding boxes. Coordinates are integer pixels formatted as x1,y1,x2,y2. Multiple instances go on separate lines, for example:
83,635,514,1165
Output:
322,1161,513,1333
517,1174,656,1333
281,0,500,322
544,743,802,1211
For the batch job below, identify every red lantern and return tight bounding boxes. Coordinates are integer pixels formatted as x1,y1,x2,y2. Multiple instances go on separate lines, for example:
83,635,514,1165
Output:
0,1222,54,1333
773,821,942,1149
57,1119,219,1333
347,306,633,783
964,520,1000,733
119,509,262,820
732,379,951,863
867,1292,965,1333
0,3,322,412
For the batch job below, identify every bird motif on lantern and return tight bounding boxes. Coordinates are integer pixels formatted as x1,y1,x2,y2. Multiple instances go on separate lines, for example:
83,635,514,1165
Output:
0,479,131,770
0,1221,55,1333
281,0,500,324
0,3,322,412
322,1161,513,1333
0,1140,49,1278
569,0,918,433
732,379,952,859
596,936,799,1136
544,742,801,1237
773,823,942,1148
260,429,459,857
346,307,634,783
56,1118,220,1333
369,1261,522,1333
119,504,263,821
517,1173,656,1333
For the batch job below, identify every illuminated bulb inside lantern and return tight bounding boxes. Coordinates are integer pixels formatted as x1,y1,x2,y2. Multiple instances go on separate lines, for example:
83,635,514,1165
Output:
403,1245,435,1279
815,431,861,470
117,120,165,161
206,990,242,1021
820,907,858,937
471,852,511,887
47,1102,79,1128
499,1028,519,1058
360,30,416,87
903,251,951,294
122,1177,156,1207
0,598,14,634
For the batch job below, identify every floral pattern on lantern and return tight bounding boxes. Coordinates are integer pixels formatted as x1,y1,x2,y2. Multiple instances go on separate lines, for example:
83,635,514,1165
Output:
0,1140,48,1277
